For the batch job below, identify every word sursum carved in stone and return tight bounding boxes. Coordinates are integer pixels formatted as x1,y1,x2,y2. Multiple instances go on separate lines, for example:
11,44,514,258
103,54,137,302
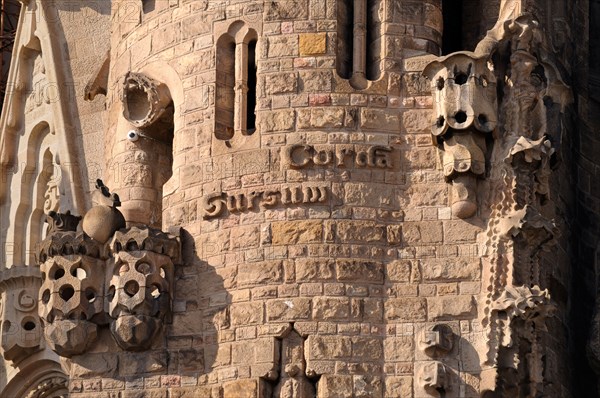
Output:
283,144,394,169
202,185,329,219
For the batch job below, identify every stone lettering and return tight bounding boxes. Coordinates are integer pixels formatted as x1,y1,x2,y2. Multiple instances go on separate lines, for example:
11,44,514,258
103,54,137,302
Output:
283,144,393,169
202,185,329,219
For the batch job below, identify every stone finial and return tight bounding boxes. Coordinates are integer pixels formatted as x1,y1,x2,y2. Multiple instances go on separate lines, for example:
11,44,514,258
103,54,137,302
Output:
82,180,126,244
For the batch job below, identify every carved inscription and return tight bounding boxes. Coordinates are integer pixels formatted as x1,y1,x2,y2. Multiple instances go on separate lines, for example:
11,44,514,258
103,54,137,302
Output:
283,144,393,169
202,185,329,219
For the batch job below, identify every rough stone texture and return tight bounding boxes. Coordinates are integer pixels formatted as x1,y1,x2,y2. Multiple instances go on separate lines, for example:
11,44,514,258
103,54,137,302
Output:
0,0,583,397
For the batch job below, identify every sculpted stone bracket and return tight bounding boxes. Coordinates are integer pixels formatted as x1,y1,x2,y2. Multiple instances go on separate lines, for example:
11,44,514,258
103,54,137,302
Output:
37,184,181,357
423,52,498,219
0,266,43,364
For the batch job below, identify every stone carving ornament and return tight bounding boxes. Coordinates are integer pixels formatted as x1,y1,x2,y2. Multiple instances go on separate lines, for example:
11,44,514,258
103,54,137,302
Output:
423,53,497,219
37,182,180,357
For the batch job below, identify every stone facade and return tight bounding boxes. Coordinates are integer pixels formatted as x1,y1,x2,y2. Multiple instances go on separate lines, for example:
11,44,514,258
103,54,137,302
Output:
0,0,596,397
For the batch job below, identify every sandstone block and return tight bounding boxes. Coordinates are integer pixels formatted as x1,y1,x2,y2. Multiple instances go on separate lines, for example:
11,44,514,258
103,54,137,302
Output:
384,376,413,398
309,336,351,359
337,260,384,283
272,221,323,245
267,298,311,321
384,337,414,362
402,109,432,133
313,297,350,320
317,375,353,398
402,222,443,244
361,108,401,131
295,258,335,281
421,258,481,281
223,379,257,398
300,70,333,92
265,73,298,95
354,375,383,398
337,220,386,243
363,298,384,321
299,33,327,55
230,302,264,326
258,109,295,132
385,298,427,322
428,295,475,320
443,220,482,243
238,261,284,287
352,337,383,360
387,260,413,282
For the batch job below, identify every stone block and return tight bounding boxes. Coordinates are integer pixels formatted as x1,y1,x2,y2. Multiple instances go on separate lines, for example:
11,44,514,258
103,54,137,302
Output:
267,298,311,321
385,298,427,322
309,335,352,359
230,302,264,326
317,375,353,398
361,108,401,131
238,261,284,287
427,295,475,320
295,258,335,281
402,222,443,244
384,376,413,398
421,258,481,281
443,220,482,243
387,260,413,282
299,33,327,55
402,109,432,133
337,220,386,243
336,260,384,283
313,297,350,320
384,337,414,362
223,379,258,398
265,73,298,95
352,337,383,360
268,36,299,57
258,109,295,132
271,220,323,245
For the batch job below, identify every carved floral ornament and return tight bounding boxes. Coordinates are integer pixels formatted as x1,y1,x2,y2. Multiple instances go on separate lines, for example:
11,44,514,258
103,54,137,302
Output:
36,182,181,357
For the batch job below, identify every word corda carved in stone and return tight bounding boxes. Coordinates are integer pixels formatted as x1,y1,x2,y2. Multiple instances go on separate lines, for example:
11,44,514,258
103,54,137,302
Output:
423,53,498,219
283,144,393,170
82,179,126,244
202,184,329,219
108,227,178,351
419,324,454,357
0,267,43,364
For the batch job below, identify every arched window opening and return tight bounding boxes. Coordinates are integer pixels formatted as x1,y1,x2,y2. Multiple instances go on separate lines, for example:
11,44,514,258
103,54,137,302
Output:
215,37,236,140
336,0,381,89
215,25,258,141
246,39,257,134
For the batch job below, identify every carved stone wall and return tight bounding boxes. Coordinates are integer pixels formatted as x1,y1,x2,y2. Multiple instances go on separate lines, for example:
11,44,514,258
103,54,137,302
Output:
0,0,587,397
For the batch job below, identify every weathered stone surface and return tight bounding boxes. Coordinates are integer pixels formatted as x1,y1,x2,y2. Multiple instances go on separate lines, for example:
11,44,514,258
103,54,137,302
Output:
421,258,481,281
427,296,475,320
384,337,414,362
267,298,311,321
336,260,384,283
271,221,323,245
299,33,327,55
385,298,427,322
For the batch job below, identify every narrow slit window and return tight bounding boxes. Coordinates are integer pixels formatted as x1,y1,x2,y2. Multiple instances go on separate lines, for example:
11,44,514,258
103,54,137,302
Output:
215,37,236,140
246,39,257,134
442,0,464,54
336,0,380,88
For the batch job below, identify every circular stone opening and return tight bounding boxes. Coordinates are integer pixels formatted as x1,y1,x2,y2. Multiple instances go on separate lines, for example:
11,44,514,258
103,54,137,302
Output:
436,77,445,90
455,72,468,85
436,116,445,128
455,111,467,124
53,268,65,280
151,285,161,299
42,289,51,304
71,267,87,280
108,285,116,301
125,86,151,122
478,114,488,125
85,288,96,303
136,262,151,275
59,285,75,302
22,320,36,331
124,281,140,297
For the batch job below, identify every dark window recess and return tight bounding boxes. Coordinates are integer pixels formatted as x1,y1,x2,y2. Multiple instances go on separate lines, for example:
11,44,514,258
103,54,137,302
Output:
142,0,156,13
215,38,236,140
246,40,257,133
336,0,353,80
442,0,464,54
